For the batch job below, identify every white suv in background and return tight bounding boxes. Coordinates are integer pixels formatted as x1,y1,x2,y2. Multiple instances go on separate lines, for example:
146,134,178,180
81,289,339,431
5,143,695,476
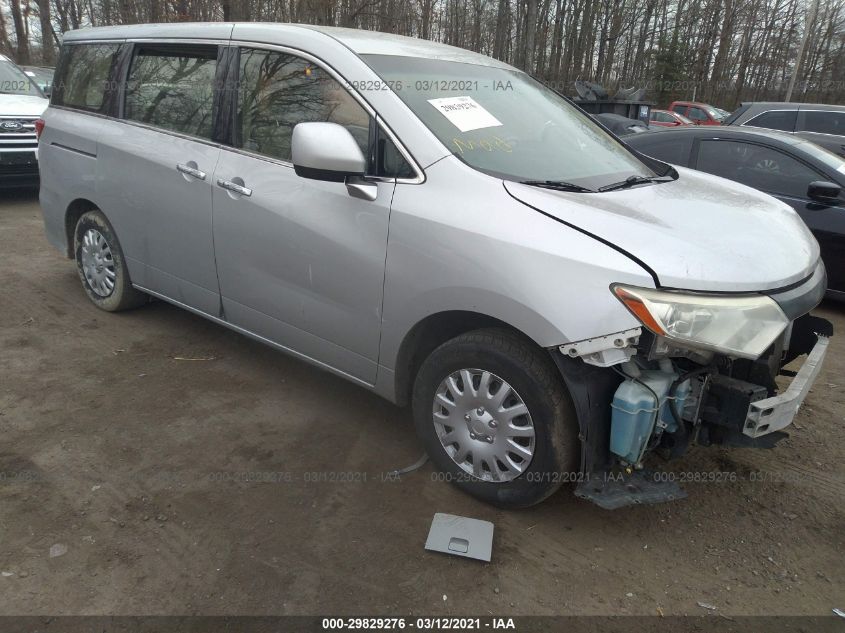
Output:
0,53,48,187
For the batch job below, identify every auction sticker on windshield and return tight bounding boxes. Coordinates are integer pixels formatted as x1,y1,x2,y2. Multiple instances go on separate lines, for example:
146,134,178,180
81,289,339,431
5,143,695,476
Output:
428,96,503,132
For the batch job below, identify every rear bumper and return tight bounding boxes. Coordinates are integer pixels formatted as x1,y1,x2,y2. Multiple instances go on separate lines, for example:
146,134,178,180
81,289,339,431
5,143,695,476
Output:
743,334,829,438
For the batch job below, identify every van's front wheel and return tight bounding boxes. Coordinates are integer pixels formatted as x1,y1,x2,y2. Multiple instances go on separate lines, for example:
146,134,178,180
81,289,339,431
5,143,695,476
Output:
412,328,579,508
74,210,146,312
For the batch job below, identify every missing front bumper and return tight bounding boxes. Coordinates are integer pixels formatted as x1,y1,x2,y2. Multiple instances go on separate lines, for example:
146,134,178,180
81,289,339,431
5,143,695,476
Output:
743,335,830,438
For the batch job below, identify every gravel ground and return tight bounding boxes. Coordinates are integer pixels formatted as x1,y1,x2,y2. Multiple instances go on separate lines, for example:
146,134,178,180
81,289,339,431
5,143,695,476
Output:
1,189,843,616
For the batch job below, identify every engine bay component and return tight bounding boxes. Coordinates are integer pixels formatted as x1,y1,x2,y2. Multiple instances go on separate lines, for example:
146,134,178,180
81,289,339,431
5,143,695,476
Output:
743,334,830,438
574,469,686,510
559,327,642,368
609,360,690,466
700,374,768,430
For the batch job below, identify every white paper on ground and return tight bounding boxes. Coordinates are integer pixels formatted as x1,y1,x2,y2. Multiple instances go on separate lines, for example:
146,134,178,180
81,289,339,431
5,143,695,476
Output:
427,96,503,132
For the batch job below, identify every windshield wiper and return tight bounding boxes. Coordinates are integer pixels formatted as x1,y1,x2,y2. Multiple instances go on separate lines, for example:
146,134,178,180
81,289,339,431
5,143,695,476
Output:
519,179,595,193
598,174,674,192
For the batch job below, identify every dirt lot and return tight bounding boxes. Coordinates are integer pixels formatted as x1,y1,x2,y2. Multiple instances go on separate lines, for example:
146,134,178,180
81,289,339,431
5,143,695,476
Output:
0,189,843,617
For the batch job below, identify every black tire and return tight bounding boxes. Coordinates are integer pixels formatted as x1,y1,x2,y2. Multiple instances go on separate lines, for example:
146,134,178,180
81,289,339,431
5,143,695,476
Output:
412,328,579,508
74,209,147,312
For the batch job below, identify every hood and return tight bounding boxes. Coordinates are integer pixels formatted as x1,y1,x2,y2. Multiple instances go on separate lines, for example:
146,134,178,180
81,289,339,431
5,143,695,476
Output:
504,166,819,292
0,94,49,117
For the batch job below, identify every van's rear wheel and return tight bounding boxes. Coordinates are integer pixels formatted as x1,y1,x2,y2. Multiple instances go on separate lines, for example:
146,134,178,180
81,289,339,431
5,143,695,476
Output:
412,328,579,508
74,210,146,312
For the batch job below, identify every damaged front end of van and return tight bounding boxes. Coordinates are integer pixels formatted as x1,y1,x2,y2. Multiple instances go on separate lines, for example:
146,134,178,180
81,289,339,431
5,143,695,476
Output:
554,265,831,510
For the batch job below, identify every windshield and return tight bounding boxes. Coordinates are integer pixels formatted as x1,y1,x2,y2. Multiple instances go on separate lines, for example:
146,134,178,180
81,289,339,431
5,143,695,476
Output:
677,113,694,124
0,59,42,96
23,67,52,90
707,107,728,121
362,55,654,188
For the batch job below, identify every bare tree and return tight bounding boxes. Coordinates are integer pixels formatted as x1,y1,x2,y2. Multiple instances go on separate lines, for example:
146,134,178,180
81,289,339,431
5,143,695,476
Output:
1,0,843,107
9,0,31,64
36,0,56,63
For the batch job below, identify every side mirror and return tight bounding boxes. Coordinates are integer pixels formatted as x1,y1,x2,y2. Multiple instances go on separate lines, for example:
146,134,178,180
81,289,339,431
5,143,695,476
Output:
291,122,366,182
808,181,841,202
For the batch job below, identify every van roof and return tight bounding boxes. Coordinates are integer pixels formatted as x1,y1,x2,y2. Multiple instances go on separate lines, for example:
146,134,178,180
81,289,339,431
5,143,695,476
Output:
61,22,513,69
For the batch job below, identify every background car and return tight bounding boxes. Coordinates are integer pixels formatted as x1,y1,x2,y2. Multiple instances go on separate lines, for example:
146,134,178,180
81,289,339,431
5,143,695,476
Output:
0,54,48,188
21,66,55,97
626,126,845,297
724,102,845,158
592,112,650,136
649,109,693,127
668,100,727,125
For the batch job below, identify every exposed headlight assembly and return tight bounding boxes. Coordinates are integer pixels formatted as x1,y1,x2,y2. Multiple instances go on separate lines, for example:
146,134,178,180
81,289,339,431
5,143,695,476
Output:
612,284,789,359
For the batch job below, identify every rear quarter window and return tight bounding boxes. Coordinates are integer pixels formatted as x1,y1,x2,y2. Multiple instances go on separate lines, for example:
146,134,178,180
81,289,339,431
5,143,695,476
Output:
799,110,845,136
52,43,121,113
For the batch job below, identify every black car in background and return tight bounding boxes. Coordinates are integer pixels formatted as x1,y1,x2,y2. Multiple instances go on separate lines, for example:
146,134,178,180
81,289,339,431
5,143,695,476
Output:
592,113,650,136
626,126,845,297
724,102,845,158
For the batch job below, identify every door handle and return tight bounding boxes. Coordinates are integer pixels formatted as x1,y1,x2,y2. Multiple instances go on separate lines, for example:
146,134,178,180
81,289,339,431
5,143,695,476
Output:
216,178,252,197
176,163,206,180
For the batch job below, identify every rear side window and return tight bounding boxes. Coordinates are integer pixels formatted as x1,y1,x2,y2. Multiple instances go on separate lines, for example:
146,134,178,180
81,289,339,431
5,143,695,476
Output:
672,105,687,115
235,48,370,162
696,140,821,198
687,107,708,122
745,110,796,132
631,135,694,166
124,45,218,139
799,111,845,136
53,43,121,112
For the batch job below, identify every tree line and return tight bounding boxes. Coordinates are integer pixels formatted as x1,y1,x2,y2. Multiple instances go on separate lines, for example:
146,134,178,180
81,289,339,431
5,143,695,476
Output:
1,0,842,108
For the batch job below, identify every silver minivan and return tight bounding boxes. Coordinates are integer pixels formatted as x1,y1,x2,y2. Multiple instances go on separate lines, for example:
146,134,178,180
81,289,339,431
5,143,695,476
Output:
39,23,831,509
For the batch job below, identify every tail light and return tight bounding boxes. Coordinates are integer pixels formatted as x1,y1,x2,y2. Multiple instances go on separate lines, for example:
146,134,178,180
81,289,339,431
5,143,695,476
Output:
34,118,45,139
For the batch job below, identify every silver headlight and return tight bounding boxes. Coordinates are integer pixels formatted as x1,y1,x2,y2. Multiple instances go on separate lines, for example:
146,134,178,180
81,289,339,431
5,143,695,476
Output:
612,284,789,359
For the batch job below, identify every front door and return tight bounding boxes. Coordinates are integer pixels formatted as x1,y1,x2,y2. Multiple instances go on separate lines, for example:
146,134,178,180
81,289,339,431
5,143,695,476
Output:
211,46,398,383
798,201,845,294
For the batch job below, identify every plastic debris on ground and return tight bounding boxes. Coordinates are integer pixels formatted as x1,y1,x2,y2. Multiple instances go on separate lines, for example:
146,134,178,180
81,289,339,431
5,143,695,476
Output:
424,513,493,562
